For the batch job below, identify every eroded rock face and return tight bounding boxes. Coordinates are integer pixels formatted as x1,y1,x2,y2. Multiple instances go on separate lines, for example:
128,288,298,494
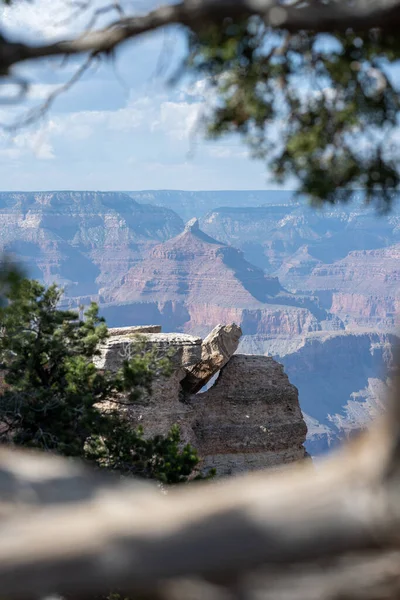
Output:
191,355,308,475
95,324,308,475
301,244,400,329
182,323,242,393
94,328,202,443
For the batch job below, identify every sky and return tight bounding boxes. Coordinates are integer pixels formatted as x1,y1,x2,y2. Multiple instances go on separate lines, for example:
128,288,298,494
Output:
0,0,278,191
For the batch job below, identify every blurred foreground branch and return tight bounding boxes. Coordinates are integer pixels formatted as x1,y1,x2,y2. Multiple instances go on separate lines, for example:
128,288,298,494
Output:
2,0,400,76
0,346,398,600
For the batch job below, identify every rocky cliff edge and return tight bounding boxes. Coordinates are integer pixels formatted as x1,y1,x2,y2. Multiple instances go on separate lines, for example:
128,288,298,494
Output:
94,323,308,476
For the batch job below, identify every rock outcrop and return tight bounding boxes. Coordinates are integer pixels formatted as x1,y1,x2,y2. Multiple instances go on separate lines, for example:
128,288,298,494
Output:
95,323,308,475
193,355,308,475
95,330,202,372
182,323,242,393
108,325,162,336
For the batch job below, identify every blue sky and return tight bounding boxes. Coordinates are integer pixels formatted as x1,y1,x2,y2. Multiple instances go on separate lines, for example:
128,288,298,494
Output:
0,0,278,191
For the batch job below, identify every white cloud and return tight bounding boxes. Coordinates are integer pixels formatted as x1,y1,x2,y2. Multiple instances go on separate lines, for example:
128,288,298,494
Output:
33,97,151,143
1,128,56,160
152,100,203,140
34,140,55,160
208,146,248,159
28,84,61,100
0,77,238,171
0,92,159,161
48,111,107,140
17,130,55,160
2,0,77,40
107,97,152,131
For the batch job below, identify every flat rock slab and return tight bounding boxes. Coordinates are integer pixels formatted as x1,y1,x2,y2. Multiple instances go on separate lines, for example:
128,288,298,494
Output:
142,333,202,367
108,325,162,336
95,332,202,371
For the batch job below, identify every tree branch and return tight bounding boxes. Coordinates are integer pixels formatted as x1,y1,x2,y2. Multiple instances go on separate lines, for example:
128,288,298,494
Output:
2,0,400,76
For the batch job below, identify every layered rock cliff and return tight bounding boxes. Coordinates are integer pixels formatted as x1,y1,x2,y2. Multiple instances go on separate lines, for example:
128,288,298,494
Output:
0,191,183,296
201,201,400,331
201,202,400,273
193,355,308,474
103,218,326,336
300,244,400,329
128,190,295,220
94,324,308,475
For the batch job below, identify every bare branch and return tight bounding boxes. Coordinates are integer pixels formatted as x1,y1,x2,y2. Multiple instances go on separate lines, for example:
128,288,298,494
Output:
84,1,126,33
1,52,98,131
0,75,29,104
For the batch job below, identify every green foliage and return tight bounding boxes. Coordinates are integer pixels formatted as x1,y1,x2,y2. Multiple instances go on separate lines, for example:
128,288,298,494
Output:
187,19,400,210
0,276,207,484
86,423,205,484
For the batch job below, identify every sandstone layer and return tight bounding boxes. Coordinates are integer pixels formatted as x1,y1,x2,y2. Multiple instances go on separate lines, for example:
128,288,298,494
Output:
95,324,308,475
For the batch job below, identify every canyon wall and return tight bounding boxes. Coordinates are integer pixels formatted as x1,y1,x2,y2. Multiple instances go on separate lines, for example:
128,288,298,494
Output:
0,190,397,457
127,190,295,220
201,201,400,330
102,218,326,336
0,191,183,296
301,244,400,329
